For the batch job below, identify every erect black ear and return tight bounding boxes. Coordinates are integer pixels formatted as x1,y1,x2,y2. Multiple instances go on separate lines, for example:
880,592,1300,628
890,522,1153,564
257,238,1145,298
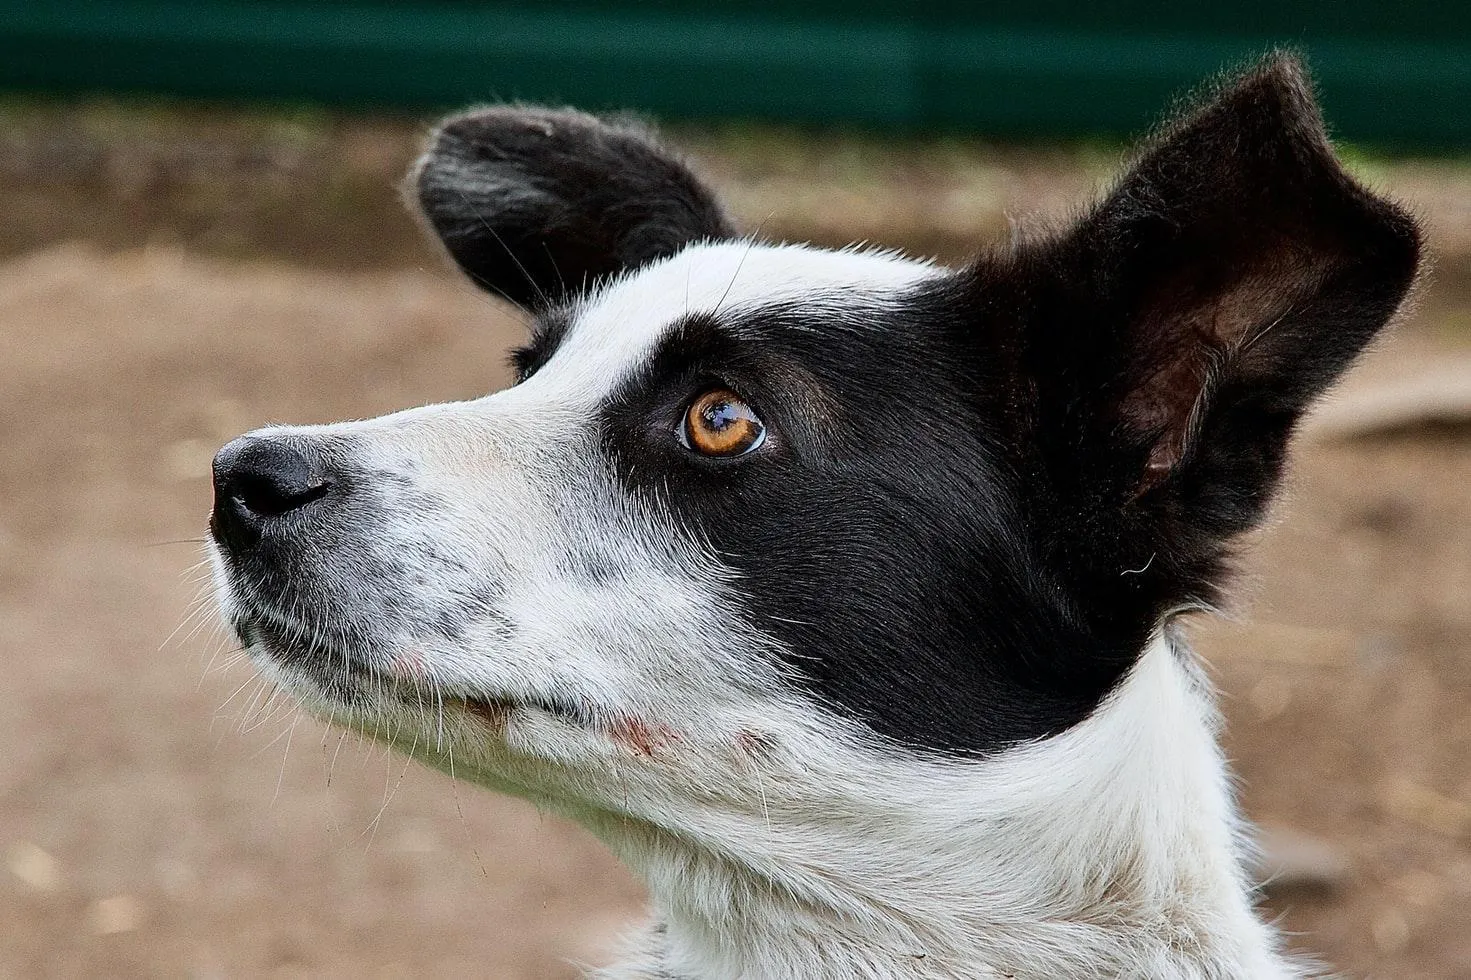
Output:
412,106,736,310
980,54,1420,609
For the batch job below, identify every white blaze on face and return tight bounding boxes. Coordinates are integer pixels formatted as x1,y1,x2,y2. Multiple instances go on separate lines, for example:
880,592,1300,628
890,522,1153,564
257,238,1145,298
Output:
503,240,937,407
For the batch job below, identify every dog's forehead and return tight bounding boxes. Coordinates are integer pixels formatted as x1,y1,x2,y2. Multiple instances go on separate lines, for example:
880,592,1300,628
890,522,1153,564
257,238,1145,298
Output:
531,241,935,394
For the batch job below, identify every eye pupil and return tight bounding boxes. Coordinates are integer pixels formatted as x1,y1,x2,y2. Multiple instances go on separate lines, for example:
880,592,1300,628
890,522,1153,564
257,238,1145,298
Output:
704,402,736,429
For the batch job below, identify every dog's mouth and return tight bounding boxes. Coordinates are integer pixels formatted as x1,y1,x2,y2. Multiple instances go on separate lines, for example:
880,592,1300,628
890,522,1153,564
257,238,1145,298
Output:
231,605,597,730
442,691,599,730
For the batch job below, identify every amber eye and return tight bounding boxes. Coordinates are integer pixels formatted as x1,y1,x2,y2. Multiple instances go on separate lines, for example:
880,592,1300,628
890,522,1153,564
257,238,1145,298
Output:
680,389,767,458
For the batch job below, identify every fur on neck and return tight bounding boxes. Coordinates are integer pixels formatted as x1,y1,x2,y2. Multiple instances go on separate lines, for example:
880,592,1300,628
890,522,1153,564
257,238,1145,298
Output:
592,630,1300,980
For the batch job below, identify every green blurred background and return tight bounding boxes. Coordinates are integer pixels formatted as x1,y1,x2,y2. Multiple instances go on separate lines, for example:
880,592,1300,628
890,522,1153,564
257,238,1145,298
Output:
1,0,1468,146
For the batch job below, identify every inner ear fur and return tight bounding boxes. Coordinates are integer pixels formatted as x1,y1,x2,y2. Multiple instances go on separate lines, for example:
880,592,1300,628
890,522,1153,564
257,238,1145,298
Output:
412,105,736,310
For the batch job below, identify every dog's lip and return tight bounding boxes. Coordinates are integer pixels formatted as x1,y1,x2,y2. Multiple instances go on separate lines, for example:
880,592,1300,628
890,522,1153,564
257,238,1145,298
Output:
448,695,512,727
233,608,597,728
448,691,599,728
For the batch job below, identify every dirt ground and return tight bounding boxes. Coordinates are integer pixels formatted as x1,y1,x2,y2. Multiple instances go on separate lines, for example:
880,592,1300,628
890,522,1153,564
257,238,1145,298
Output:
0,102,1468,978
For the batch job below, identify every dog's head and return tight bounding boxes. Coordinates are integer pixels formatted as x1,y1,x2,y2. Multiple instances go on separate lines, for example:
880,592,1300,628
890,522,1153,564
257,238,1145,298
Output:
209,57,1416,826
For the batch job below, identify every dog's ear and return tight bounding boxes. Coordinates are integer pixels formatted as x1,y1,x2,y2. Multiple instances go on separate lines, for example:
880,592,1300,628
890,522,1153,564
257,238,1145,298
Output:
412,106,735,309
977,55,1420,606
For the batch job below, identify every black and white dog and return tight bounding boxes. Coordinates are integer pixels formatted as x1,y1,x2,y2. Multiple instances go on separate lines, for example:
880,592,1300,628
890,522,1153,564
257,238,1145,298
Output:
208,56,1418,978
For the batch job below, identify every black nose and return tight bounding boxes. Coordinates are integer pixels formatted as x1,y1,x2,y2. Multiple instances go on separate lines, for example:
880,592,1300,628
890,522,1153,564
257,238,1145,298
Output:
211,436,333,550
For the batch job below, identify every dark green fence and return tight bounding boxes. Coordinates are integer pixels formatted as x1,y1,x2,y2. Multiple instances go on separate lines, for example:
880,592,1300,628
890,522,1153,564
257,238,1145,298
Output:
1,1,1467,146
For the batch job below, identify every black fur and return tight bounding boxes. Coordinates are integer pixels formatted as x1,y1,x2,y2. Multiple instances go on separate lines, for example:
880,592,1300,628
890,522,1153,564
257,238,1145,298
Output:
600,304,1114,754
414,106,734,311
957,55,1421,659
419,55,1421,755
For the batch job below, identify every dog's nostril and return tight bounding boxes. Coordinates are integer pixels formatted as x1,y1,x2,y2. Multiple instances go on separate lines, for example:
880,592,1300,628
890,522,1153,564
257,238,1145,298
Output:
211,437,335,547
233,471,332,517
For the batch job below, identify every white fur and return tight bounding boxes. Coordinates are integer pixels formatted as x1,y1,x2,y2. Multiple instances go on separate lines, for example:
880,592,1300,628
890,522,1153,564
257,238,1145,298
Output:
592,632,1298,980
523,240,936,400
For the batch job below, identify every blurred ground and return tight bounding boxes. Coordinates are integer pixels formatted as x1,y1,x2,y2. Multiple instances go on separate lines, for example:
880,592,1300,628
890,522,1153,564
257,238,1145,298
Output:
0,99,1468,978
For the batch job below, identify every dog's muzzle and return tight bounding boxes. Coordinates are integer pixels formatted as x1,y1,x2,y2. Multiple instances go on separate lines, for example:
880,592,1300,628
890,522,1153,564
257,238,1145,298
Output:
207,431,410,695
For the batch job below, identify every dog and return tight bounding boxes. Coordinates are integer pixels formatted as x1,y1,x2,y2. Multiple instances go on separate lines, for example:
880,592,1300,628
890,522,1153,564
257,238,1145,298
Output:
207,55,1419,978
